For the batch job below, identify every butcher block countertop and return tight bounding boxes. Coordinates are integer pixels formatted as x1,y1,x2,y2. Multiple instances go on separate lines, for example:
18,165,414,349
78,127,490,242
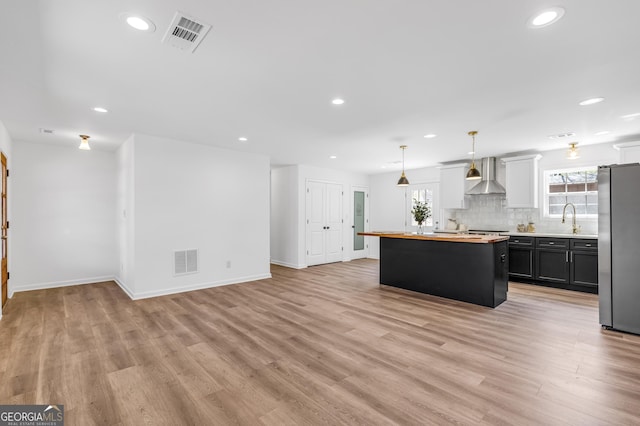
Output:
359,231,509,244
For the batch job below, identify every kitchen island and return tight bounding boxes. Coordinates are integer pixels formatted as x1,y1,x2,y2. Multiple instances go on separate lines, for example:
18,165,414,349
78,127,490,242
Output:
360,232,510,308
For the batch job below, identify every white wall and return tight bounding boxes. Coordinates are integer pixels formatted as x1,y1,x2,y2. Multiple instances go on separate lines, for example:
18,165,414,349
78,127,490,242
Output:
0,120,12,318
11,141,117,293
368,166,440,258
368,143,622,256
296,165,369,267
533,142,619,234
129,134,271,298
270,164,370,268
270,166,300,268
115,135,135,296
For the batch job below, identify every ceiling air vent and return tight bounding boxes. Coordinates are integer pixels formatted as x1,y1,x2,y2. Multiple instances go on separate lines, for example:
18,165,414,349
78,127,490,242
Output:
162,12,211,53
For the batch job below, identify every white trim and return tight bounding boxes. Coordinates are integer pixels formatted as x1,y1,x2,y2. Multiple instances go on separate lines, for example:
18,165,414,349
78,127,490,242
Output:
438,162,469,170
113,276,135,299
10,275,115,295
542,166,598,219
8,273,273,301
270,259,307,269
613,141,640,150
501,154,542,163
129,273,272,300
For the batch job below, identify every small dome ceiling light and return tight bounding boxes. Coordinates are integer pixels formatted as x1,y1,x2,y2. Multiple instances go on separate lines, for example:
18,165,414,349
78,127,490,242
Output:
567,142,580,160
93,107,108,113
78,134,91,151
331,98,345,105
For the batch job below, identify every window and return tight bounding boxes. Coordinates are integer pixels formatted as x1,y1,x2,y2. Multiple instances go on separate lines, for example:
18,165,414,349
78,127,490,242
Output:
410,188,433,226
544,167,598,218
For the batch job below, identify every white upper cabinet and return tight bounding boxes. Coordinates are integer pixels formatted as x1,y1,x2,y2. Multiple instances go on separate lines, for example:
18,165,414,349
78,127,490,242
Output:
502,154,542,208
614,141,640,164
439,163,469,209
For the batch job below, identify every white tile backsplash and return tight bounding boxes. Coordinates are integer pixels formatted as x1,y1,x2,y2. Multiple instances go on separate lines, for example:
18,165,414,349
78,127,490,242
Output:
444,194,597,234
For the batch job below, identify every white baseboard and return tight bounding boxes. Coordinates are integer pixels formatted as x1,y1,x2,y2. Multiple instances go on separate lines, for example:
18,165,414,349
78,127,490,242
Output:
113,276,135,299
129,273,273,300
10,275,116,296
270,259,307,269
8,273,273,302
367,255,380,260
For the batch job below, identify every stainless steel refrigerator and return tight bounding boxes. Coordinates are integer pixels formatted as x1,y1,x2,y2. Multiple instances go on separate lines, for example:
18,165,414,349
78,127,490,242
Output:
598,163,640,334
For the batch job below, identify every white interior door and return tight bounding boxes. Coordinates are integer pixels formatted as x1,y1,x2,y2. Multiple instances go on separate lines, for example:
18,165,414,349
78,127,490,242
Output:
352,187,369,259
325,183,343,263
306,181,343,266
306,181,326,266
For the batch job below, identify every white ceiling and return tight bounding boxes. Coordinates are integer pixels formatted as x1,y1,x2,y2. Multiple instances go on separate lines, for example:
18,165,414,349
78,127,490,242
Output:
1,0,640,174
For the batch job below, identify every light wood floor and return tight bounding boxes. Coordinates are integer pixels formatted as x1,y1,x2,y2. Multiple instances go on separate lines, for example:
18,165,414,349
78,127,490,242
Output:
2,259,640,425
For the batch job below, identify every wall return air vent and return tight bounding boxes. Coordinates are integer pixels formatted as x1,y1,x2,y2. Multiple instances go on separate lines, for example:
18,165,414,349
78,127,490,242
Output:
162,12,211,53
174,249,198,275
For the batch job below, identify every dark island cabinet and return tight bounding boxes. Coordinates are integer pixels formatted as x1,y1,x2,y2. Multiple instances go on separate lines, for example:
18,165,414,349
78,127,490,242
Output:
508,236,534,279
508,236,597,293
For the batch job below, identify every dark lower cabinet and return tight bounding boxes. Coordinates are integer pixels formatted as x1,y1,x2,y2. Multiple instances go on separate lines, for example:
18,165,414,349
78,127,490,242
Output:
509,247,534,278
508,236,597,293
570,239,598,288
535,248,569,283
508,236,534,279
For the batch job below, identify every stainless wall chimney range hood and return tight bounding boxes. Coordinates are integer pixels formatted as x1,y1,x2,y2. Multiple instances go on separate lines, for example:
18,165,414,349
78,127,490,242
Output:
466,157,506,195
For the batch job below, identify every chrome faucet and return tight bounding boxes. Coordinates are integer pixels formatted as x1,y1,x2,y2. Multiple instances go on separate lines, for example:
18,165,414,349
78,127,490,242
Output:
562,203,579,234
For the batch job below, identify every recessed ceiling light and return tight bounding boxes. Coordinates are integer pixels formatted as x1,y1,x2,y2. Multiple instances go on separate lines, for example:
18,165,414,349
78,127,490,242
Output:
548,132,576,139
621,112,640,120
329,155,337,159
331,98,345,105
594,131,611,136
467,151,475,155
122,13,156,32
39,128,54,134
578,97,605,106
93,107,108,113
238,137,248,142
528,7,565,28
423,134,437,139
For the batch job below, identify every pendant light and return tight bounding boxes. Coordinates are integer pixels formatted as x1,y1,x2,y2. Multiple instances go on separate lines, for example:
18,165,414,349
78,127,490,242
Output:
567,142,580,159
397,145,410,186
78,134,91,150
466,131,481,180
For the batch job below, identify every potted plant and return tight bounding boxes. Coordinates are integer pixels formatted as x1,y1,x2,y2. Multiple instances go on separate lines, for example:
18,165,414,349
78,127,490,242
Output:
411,200,431,234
